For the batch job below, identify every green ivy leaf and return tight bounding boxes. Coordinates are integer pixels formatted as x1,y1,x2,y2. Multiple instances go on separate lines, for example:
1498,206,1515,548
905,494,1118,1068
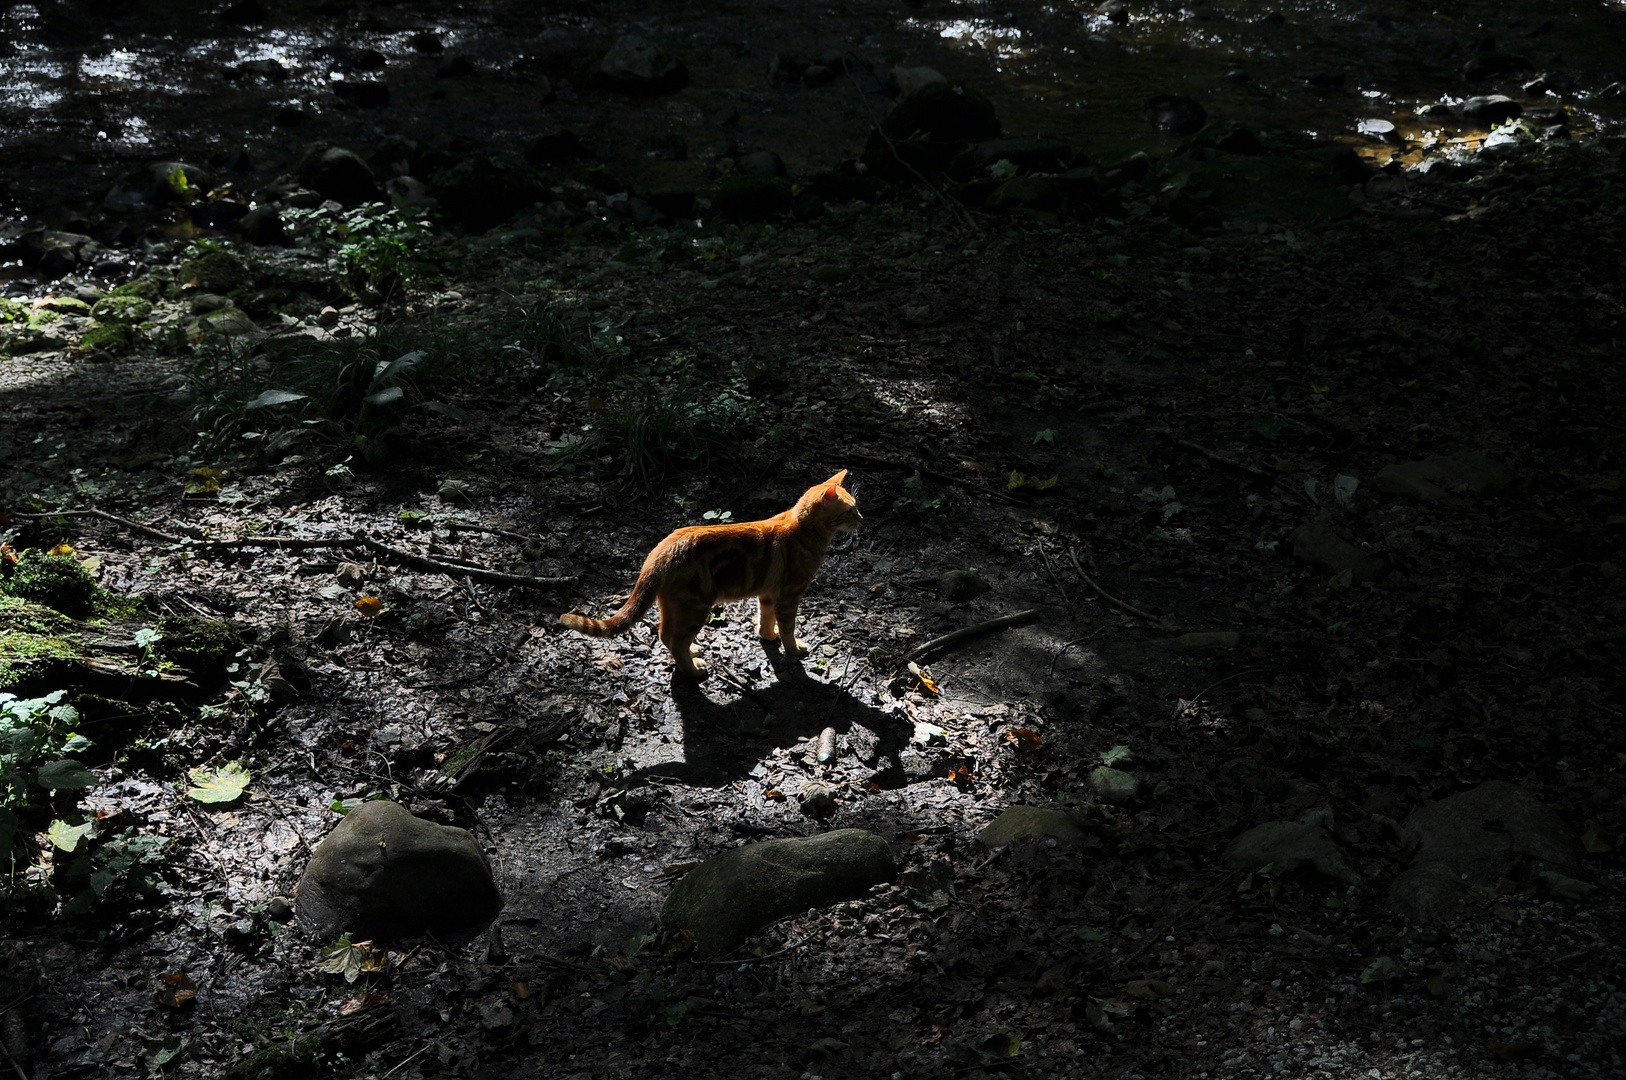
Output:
48,817,94,852
187,762,251,804
37,758,97,790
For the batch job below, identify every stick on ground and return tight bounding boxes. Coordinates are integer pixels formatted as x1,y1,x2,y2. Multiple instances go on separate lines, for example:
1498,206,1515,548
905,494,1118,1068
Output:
905,608,1042,663
1067,547,1160,624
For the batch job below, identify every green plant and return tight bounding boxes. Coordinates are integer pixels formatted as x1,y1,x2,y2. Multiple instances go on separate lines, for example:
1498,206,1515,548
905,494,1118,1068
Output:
281,200,436,296
58,828,172,914
892,471,943,515
1,689,93,822
549,347,757,492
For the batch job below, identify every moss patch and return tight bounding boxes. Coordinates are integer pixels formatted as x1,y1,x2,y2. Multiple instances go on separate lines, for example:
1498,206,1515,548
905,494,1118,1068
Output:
81,323,135,354
177,248,250,294
4,555,100,618
90,295,154,324
158,616,244,681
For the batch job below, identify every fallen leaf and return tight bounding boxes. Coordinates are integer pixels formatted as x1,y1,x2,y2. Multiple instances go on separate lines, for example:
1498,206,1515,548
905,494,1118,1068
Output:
49,542,75,557
1035,967,1071,998
512,980,531,999
319,936,387,984
156,972,197,1008
354,596,385,617
763,788,786,800
662,929,695,961
947,765,974,783
603,956,639,974
338,993,386,1015
186,762,250,804
1006,728,1043,751
1126,978,1173,999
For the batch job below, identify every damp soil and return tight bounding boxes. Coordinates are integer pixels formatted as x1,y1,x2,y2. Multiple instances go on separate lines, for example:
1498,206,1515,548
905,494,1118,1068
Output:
1,3,1625,1080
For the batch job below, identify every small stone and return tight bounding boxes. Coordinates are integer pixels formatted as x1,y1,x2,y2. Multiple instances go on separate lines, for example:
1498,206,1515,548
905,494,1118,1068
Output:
1291,523,1389,583
1224,68,1251,82
295,144,378,206
1375,451,1513,502
1097,0,1128,23
890,65,947,98
317,305,341,327
1461,94,1522,127
1089,766,1142,805
189,293,232,316
1224,821,1362,885
599,35,688,96
660,830,896,958
240,204,285,245
735,150,788,178
939,570,991,603
977,805,1089,850
266,896,294,921
1144,95,1207,134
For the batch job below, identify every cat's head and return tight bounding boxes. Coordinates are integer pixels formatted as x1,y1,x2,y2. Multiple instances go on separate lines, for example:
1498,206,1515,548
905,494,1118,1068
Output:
801,469,862,533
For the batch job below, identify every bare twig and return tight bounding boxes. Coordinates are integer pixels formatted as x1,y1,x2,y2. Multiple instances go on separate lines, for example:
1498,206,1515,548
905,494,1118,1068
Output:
846,70,981,235
353,536,575,589
1155,432,1272,481
1035,540,1071,607
1066,547,1160,623
905,608,1041,663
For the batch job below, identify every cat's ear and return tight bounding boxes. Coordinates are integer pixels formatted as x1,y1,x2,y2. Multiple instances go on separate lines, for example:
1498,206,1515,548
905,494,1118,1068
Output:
821,469,848,493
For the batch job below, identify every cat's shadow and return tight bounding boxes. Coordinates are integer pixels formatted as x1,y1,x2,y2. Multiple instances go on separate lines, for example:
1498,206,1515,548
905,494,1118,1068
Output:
624,647,916,790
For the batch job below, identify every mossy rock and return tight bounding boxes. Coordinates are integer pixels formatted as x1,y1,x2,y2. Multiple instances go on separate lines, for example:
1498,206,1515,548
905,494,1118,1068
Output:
712,176,794,222
4,555,100,618
108,277,161,301
80,323,134,354
177,248,250,294
158,616,244,682
90,295,154,324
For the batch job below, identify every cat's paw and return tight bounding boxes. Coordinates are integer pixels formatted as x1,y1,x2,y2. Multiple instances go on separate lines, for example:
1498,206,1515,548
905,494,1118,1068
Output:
678,657,708,679
789,637,810,657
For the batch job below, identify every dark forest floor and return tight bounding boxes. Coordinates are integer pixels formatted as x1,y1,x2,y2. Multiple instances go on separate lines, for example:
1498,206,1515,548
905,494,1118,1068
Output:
2,134,1623,1080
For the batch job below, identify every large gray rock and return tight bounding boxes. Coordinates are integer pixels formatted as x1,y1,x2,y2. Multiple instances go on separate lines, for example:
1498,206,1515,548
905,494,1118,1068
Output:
1224,821,1362,885
1388,781,1582,921
1291,523,1389,583
1375,451,1514,503
661,830,895,958
977,806,1089,850
296,801,502,940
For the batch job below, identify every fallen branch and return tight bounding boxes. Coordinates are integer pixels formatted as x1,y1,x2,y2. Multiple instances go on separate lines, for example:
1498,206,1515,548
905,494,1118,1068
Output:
1067,547,1160,624
354,536,575,589
11,508,353,549
905,608,1041,663
1155,431,1272,481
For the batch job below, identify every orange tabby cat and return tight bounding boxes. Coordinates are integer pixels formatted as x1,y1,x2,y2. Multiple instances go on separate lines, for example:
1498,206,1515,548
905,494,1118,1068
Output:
560,470,861,677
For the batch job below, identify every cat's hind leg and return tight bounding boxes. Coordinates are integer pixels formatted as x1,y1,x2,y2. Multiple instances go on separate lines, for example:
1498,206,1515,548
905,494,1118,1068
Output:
658,598,710,678
775,597,809,657
755,595,778,641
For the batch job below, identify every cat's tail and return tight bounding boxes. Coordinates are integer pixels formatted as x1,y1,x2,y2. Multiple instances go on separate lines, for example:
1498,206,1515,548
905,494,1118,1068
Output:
560,566,661,637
